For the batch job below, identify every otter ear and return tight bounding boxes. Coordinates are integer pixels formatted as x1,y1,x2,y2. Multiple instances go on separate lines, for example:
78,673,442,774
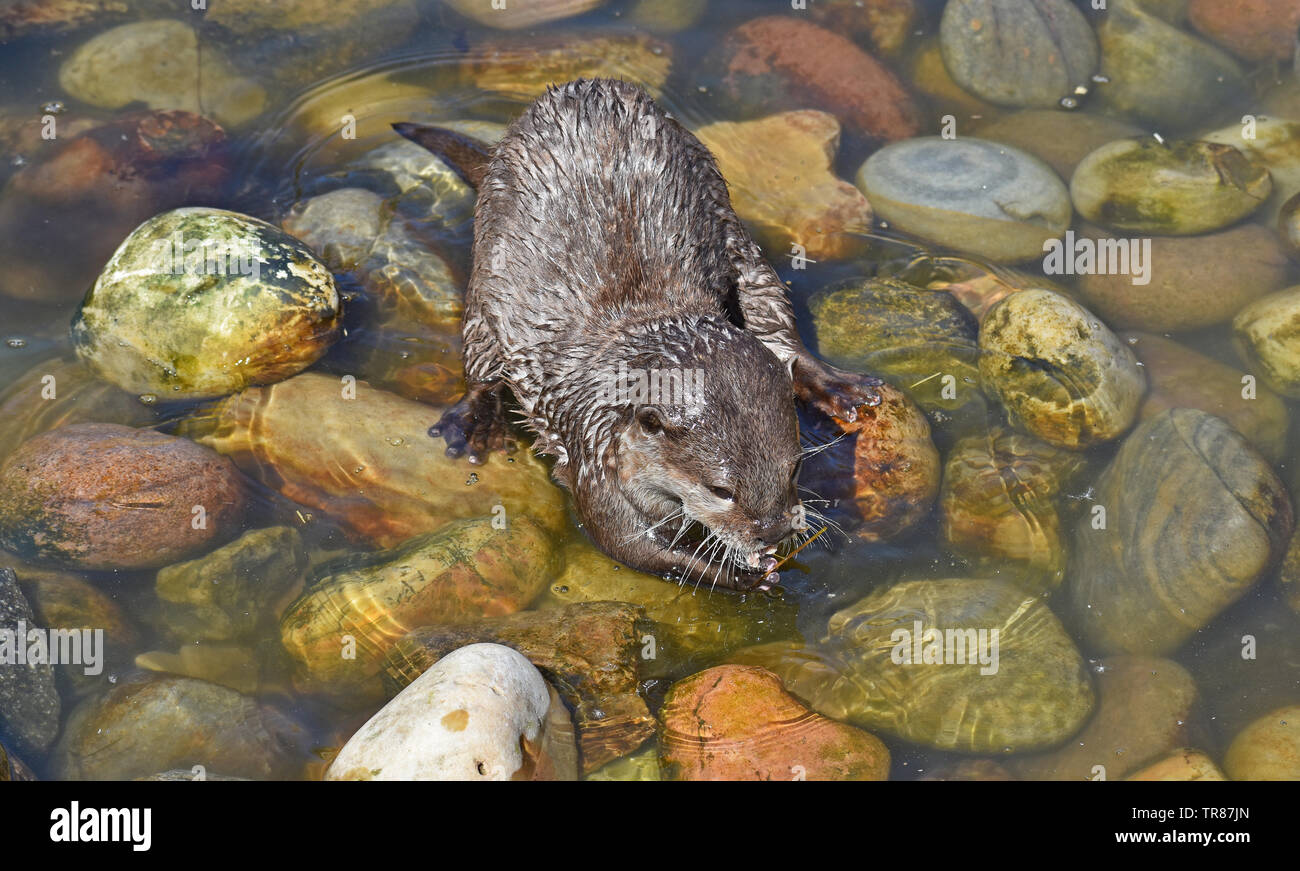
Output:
636,406,666,435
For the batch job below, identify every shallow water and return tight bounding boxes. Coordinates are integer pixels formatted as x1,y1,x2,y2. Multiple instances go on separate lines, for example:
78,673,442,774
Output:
1,0,1298,781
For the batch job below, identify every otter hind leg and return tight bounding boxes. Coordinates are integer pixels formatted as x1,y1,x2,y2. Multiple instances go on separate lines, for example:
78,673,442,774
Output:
429,380,516,464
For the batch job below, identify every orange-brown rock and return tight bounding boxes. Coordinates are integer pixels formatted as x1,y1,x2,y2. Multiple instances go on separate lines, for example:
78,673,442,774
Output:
1188,0,1300,62
659,665,890,781
0,423,246,570
0,111,228,303
702,16,919,144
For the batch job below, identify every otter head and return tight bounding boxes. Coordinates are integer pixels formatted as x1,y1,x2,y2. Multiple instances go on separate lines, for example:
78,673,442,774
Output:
601,317,806,587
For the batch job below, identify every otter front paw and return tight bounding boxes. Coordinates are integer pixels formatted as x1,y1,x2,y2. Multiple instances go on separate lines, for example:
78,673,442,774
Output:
428,382,514,464
793,358,884,425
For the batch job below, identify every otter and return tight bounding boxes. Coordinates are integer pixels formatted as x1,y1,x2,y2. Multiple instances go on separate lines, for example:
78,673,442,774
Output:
396,78,880,591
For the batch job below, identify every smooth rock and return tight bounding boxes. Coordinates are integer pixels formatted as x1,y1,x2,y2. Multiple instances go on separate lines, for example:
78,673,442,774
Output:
1233,286,1300,398
1202,116,1300,224
1283,531,1300,617
584,746,662,781
0,423,246,570
1070,138,1271,235
280,516,557,702
55,674,306,780
206,0,413,32
1065,409,1294,655
466,32,672,100
536,540,798,675
1188,0,1300,62
1125,749,1227,781
445,0,602,28
808,0,917,55
904,38,1002,121
155,526,307,642
182,372,567,547
58,20,266,127
856,137,1071,263
974,110,1145,178
697,16,919,145
0,111,229,304
382,602,652,774
979,288,1145,449
135,644,260,695
1094,0,1246,131
939,0,1098,109
0,568,60,758
808,277,981,418
735,578,1095,753
16,567,139,693
0,358,153,465
939,427,1087,591
1125,331,1289,462
280,187,386,272
1224,705,1300,780
1010,656,1204,780
658,665,890,781
326,643,579,780
694,111,872,261
797,383,941,542
72,207,340,401
1075,222,1289,331
920,759,1016,780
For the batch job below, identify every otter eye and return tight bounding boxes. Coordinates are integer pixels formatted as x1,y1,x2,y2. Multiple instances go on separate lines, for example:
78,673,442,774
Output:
636,408,664,434
708,485,734,502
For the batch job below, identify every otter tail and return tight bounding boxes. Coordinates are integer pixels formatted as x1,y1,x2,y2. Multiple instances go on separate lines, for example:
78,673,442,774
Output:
392,122,491,190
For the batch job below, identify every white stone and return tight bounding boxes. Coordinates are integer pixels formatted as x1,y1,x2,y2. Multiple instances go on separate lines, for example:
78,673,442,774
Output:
325,643,577,781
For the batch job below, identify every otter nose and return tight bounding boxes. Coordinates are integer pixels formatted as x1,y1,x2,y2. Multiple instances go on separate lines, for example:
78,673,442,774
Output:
753,517,792,546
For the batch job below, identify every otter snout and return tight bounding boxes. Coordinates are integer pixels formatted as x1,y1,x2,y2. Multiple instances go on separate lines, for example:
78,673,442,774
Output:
752,515,794,547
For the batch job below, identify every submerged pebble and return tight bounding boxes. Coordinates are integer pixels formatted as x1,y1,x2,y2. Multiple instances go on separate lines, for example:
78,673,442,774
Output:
280,516,557,702
1074,222,1289,331
1232,286,1300,398
1094,0,1246,130
183,372,566,547
658,665,890,781
1125,331,1290,462
1066,409,1294,656
1010,656,1205,780
154,526,307,643
808,278,981,419
735,578,1094,753
939,0,1098,109
696,16,919,145
1224,705,1300,780
56,674,307,780
58,19,266,127
978,289,1145,450
1070,138,1272,235
856,137,1071,263
0,423,246,571
0,111,229,304
939,427,1087,592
